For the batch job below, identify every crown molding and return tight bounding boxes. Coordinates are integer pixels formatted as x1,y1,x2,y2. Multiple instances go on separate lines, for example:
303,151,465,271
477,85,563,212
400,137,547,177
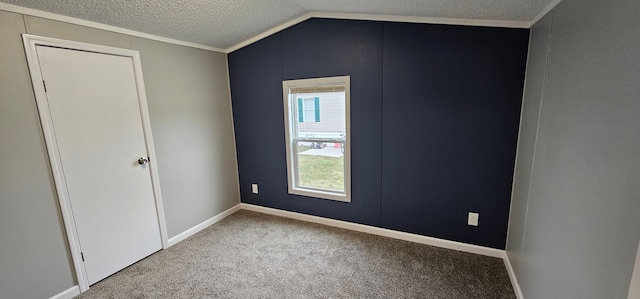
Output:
225,13,313,53
529,0,563,27
225,11,531,53
0,2,225,53
2,1,560,54
312,11,530,28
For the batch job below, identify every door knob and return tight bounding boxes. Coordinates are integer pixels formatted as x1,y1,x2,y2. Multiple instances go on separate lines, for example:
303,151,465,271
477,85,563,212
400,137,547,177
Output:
138,157,149,165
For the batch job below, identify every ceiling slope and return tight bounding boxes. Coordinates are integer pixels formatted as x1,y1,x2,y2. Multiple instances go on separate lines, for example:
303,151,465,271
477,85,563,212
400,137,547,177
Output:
0,0,555,51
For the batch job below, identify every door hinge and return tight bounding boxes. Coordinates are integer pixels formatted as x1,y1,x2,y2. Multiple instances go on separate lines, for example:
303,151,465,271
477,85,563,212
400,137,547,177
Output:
43,80,47,92
81,252,85,261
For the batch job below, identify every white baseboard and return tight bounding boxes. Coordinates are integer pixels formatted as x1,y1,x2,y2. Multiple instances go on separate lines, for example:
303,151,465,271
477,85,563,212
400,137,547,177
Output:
52,203,521,299
240,203,504,258
167,204,241,247
49,286,80,299
241,203,525,295
503,252,524,299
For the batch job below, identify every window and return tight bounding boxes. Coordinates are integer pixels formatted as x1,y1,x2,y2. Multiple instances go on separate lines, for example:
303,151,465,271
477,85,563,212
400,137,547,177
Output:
283,76,350,202
300,97,319,122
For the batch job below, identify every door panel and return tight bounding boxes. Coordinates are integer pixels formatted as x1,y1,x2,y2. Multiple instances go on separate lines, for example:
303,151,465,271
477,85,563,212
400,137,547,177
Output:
36,45,162,285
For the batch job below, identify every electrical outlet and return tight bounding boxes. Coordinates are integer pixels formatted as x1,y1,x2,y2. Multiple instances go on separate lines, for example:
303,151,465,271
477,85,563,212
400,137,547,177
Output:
251,184,258,194
468,212,479,226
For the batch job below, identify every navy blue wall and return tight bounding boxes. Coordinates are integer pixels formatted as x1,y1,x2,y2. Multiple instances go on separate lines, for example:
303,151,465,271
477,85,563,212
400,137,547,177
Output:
228,18,529,249
381,23,529,248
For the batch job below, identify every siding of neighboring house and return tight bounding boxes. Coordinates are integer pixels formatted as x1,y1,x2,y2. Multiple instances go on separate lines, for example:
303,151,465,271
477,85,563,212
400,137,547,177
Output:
297,91,345,134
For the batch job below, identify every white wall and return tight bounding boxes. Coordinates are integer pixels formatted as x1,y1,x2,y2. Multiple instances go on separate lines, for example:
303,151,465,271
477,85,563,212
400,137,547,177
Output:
0,11,77,298
506,9,552,280
630,241,640,299
0,10,239,299
130,37,240,237
507,0,640,297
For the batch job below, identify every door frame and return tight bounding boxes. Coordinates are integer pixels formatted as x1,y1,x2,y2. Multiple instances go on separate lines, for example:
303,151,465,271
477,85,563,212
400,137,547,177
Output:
22,34,169,292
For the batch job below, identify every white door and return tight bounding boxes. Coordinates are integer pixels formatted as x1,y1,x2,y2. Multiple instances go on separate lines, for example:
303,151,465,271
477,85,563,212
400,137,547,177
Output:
36,45,162,285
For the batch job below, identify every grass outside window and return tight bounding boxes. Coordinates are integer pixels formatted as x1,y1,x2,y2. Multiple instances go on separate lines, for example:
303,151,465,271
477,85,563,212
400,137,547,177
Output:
298,155,344,191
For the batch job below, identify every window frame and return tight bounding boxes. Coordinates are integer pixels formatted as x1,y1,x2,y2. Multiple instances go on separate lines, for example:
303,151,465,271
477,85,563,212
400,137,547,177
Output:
282,76,351,202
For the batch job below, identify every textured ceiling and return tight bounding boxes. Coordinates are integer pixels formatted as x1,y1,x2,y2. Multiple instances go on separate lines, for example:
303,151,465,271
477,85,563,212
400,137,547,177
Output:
1,0,553,50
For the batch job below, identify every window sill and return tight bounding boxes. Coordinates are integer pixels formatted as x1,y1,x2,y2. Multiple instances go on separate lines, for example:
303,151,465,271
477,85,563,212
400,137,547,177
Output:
289,187,350,203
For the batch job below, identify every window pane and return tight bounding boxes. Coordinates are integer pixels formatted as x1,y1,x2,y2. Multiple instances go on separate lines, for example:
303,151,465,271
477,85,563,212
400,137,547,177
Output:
297,141,344,191
296,91,345,137
303,98,314,122
283,75,350,202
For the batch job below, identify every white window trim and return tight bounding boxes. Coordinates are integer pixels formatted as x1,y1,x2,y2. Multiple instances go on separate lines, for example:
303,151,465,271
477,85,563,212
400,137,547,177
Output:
283,76,351,202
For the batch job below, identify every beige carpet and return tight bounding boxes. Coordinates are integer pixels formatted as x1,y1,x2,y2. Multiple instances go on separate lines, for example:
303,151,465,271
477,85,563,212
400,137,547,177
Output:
74,210,515,298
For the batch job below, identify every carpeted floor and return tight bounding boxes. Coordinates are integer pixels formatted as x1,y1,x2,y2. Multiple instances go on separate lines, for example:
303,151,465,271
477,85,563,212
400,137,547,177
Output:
74,210,515,298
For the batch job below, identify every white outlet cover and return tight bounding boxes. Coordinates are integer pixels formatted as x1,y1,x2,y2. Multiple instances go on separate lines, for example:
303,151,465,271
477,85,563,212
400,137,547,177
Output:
251,184,258,194
468,212,479,226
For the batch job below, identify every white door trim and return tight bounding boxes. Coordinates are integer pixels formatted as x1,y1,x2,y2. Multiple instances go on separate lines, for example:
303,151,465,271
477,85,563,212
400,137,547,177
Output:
22,34,169,292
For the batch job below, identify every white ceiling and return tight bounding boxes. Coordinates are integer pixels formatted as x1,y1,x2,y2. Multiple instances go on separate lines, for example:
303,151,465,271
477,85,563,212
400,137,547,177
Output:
1,0,555,51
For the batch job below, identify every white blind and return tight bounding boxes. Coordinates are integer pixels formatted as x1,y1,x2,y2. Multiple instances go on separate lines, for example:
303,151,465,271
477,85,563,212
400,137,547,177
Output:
290,84,345,94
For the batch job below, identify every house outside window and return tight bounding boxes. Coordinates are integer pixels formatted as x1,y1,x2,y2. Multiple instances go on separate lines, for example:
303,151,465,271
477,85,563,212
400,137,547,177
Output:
283,76,351,202
299,97,319,122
